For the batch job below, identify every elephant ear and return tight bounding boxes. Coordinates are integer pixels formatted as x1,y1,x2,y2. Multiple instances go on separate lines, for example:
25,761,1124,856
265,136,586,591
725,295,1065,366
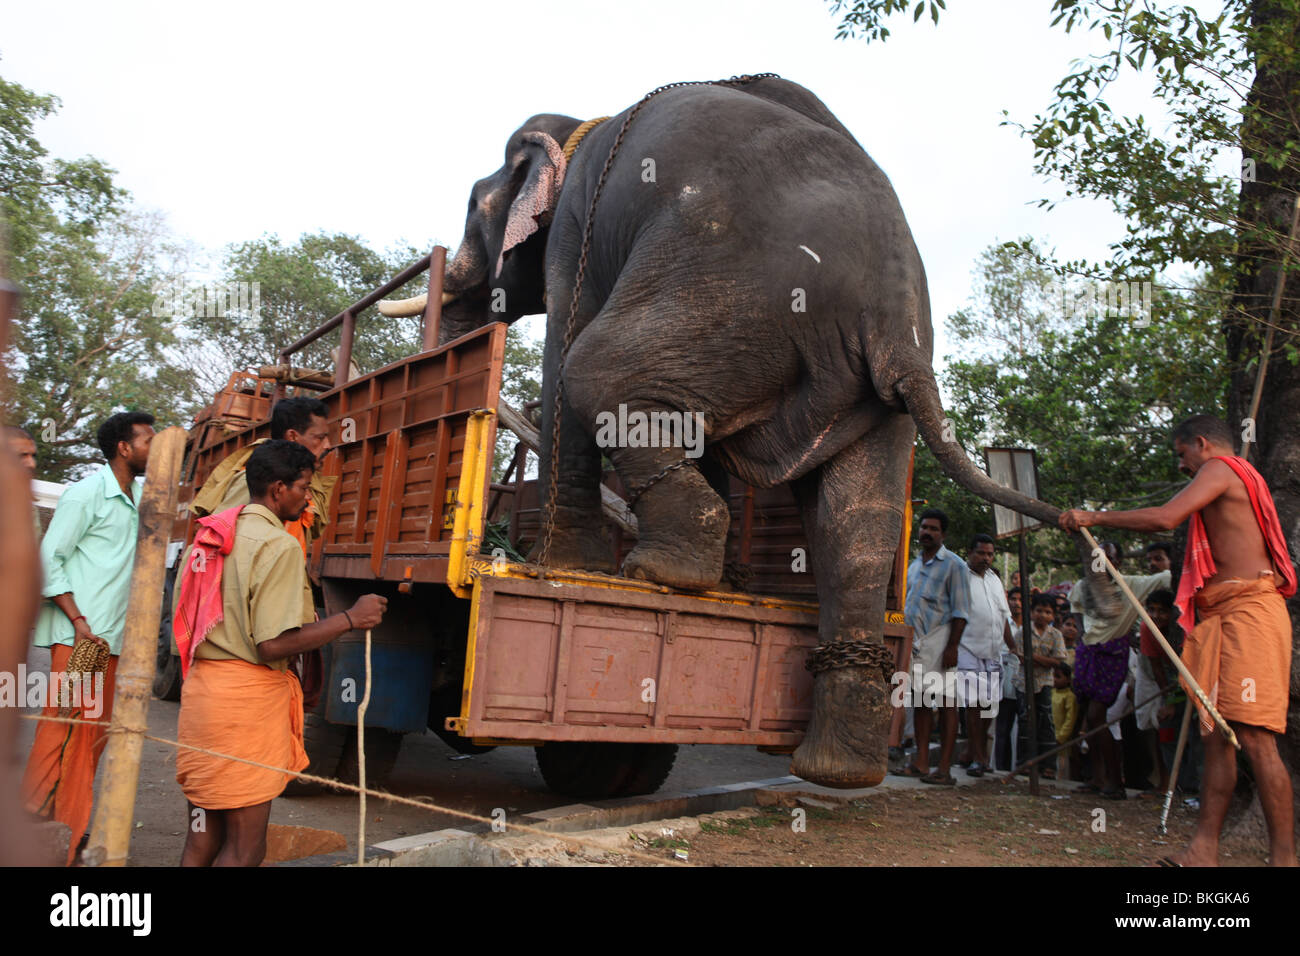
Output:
496,130,567,278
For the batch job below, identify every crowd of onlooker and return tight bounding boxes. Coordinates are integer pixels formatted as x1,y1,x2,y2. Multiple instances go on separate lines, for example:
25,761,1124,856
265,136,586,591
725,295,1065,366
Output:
893,507,1202,804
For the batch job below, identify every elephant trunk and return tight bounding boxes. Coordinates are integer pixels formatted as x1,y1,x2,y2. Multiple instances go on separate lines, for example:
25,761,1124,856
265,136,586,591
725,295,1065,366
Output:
896,370,1123,617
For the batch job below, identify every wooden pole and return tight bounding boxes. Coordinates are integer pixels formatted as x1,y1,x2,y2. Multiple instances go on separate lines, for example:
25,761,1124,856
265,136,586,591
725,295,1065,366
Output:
356,628,372,866
1078,527,1239,749
83,425,186,866
1018,530,1040,795
1158,700,1196,834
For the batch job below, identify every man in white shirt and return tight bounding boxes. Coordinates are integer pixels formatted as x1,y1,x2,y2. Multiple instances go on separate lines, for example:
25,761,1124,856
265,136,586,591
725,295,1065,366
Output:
959,533,1017,776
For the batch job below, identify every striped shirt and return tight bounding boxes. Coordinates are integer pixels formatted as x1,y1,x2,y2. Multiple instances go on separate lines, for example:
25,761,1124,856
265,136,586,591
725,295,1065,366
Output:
904,544,971,637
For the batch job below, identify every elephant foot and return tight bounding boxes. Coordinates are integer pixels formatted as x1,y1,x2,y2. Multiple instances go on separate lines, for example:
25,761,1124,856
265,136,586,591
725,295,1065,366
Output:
527,505,616,573
622,464,729,590
790,664,891,789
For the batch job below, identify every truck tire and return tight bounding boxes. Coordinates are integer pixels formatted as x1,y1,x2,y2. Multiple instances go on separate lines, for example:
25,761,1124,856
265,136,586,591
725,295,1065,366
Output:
336,726,404,789
152,570,182,702
282,714,349,797
534,742,678,800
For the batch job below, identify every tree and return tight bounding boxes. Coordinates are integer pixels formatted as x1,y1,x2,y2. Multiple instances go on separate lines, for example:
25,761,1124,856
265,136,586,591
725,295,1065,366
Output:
827,0,1300,810
1,68,197,480
178,232,432,398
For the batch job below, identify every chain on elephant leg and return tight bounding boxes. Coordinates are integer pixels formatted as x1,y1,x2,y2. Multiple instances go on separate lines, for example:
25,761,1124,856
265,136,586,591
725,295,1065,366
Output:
621,462,729,590
790,655,893,789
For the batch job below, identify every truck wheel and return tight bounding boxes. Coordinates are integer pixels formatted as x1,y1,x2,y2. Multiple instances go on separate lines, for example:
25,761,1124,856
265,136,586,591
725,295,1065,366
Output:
283,714,350,796
534,743,678,799
152,570,182,702
337,726,404,789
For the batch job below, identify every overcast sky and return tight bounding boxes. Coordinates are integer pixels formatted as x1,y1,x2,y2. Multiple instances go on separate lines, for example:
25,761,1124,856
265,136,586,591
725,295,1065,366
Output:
3,0,1184,360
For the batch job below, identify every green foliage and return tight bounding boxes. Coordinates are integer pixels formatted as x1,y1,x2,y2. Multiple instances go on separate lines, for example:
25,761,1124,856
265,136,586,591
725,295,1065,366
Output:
188,232,431,397
1,67,198,481
914,240,1227,579
0,67,125,264
6,210,200,480
825,1,1300,338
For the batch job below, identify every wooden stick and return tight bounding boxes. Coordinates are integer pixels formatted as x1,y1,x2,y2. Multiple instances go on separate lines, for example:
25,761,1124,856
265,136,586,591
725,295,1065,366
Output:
1159,699,1195,834
1078,527,1239,749
356,628,372,866
83,425,187,866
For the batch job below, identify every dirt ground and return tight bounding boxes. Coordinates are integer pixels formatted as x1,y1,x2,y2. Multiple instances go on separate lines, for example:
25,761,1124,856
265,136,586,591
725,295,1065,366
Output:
628,779,1270,867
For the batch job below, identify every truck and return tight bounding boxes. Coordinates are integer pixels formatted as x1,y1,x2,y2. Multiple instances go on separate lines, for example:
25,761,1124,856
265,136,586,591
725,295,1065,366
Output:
158,249,916,799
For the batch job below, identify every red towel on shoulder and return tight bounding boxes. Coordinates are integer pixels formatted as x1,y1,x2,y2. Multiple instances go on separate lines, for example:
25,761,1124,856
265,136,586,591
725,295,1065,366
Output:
174,505,244,679
1175,455,1296,627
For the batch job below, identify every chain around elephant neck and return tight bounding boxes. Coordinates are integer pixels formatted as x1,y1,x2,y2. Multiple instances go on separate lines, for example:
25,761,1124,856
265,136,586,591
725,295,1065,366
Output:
536,73,781,567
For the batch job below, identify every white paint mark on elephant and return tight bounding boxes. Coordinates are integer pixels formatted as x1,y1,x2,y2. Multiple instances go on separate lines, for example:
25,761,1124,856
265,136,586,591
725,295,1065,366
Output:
680,185,699,196
912,324,920,347
798,245,821,263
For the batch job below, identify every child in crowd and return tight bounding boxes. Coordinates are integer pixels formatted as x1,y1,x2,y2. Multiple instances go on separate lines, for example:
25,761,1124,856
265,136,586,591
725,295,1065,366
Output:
1013,594,1066,778
1052,662,1078,780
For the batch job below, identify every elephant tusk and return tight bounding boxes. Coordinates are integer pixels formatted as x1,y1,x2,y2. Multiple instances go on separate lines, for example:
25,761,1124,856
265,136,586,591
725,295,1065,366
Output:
375,291,456,318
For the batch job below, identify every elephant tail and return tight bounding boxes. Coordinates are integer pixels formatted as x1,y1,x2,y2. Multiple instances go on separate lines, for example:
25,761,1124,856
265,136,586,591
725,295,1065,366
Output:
894,369,1123,615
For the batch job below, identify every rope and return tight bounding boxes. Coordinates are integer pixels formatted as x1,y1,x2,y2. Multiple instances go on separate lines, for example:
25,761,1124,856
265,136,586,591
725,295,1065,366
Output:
20,711,682,867
561,117,610,162
356,628,372,866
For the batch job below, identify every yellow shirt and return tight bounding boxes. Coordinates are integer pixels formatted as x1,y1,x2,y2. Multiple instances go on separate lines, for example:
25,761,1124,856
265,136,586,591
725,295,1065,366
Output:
1052,687,1078,743
176,505,314,671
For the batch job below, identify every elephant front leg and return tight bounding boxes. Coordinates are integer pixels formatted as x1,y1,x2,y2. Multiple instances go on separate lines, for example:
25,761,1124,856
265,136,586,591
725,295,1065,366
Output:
789,419,912,789
529,385,616,573
596,403,730,591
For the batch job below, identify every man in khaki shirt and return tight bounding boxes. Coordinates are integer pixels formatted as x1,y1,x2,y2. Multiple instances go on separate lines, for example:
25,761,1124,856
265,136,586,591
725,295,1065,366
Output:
175,440,385,867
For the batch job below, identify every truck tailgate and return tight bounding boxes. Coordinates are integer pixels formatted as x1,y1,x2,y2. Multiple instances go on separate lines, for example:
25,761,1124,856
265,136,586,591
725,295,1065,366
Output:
450,572,820,747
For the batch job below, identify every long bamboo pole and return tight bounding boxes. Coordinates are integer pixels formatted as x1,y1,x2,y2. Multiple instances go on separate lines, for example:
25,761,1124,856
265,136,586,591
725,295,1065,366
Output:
83,425,186,866
1078,527,1239,749
1241,194,1300,462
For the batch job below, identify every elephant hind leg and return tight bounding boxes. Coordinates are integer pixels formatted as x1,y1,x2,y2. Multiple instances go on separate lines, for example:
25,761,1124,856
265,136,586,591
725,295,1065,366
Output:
789,416,913,789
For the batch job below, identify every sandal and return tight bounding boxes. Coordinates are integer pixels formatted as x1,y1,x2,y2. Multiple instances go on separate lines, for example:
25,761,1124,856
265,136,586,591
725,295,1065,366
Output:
966,762,986,778
921,771,957,786
1101,788,1127,801
891,764,926,778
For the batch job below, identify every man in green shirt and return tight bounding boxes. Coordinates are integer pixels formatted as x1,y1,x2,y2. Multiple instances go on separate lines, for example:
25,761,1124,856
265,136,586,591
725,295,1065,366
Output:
22,411,155,864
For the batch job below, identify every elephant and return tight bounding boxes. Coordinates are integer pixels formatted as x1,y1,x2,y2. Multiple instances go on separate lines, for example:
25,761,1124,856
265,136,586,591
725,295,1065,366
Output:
381,75,1116,788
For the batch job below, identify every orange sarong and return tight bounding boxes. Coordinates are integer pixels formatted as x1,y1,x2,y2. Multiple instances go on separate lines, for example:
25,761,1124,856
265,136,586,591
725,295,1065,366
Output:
21,642,119,866
1181,576,1292,735
176,658,308,809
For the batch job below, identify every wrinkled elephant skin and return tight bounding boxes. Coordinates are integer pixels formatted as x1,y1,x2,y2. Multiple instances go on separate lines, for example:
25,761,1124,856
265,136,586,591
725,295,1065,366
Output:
436,77,1072,789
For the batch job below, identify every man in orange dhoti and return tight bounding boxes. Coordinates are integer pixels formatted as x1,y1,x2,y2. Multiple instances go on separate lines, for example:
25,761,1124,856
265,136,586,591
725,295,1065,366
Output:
22,412,155,865
1062,415,1297,867
174,440,386,867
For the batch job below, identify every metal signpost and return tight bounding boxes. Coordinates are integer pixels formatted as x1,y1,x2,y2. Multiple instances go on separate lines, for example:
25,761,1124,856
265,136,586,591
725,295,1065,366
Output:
984,447,1043,796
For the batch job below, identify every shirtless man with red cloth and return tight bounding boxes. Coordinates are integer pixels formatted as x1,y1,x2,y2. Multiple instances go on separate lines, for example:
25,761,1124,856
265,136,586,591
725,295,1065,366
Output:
1060,414,1297,867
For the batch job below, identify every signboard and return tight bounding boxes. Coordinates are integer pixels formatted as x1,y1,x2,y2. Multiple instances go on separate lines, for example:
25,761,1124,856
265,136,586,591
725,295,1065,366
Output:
983,447,1042,538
